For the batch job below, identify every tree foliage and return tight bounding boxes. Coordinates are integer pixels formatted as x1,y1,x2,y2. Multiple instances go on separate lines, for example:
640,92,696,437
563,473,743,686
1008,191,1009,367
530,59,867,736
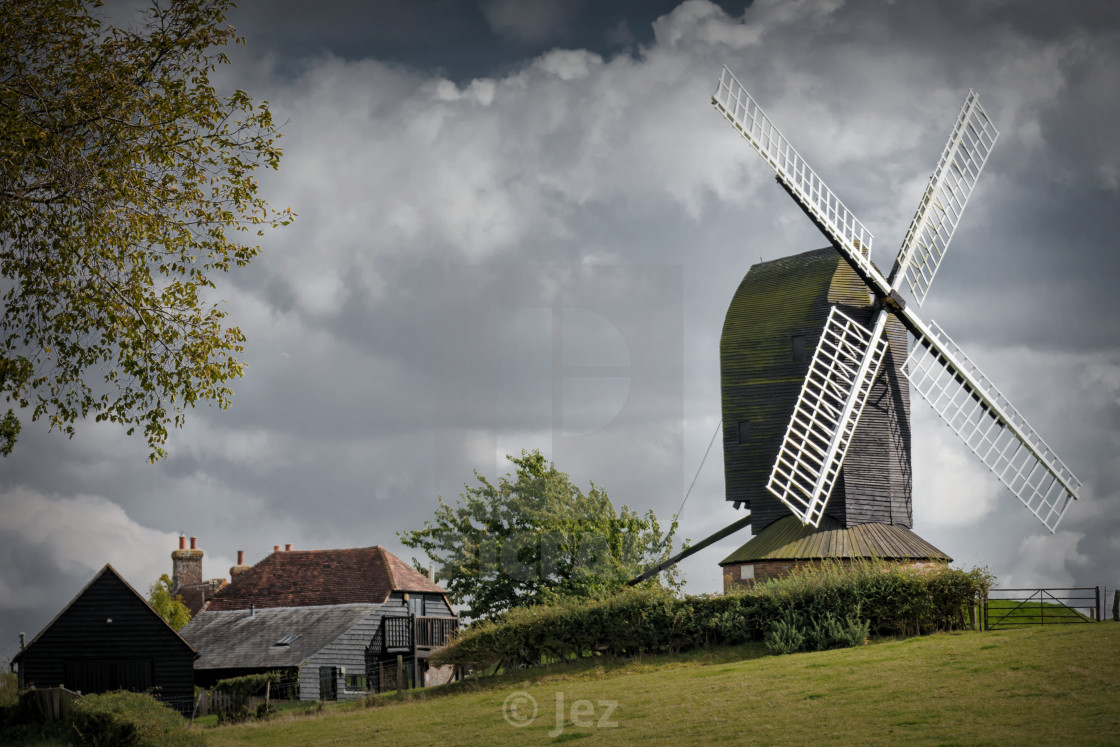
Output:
399,450,679,621
148,573,191,630
0,0,292,459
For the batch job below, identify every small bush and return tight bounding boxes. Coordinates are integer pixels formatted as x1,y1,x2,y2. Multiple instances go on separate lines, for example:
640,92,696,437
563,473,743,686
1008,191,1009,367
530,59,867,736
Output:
212,671,282,724
68,690,199,747
767,609,871,655
764,612,806,655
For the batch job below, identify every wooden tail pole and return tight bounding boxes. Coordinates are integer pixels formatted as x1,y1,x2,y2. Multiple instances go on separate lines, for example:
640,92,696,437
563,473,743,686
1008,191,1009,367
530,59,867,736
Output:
628,514,752,586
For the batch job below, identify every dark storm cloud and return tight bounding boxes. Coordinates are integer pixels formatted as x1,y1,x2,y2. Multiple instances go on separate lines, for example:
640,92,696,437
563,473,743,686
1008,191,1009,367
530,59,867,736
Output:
222,0,749,80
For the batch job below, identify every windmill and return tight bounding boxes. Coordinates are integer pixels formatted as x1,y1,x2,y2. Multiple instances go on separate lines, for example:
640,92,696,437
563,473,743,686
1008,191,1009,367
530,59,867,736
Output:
632,67,1082,588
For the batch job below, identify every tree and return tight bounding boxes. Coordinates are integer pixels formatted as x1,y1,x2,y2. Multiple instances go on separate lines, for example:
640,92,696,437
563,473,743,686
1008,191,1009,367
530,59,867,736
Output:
399,450,679,621
148,573,191,630
0,0,293,460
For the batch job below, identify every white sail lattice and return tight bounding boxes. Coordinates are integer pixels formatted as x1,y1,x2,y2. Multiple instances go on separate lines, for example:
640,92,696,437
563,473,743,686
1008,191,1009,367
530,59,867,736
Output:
768,307,890,527
894,90,999,305
904,320,1080,531
712,67,879,285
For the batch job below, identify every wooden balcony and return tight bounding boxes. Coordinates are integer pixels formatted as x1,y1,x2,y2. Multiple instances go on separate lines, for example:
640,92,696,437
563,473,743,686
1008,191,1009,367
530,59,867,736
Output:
381,615,458,656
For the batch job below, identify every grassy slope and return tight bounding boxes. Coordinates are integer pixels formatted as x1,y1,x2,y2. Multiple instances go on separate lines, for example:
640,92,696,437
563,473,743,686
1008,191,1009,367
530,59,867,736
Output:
205,622,1119,746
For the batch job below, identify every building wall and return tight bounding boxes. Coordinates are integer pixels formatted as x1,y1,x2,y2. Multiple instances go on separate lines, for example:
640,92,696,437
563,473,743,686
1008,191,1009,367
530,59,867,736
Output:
298,602,401,702
721,558,948,594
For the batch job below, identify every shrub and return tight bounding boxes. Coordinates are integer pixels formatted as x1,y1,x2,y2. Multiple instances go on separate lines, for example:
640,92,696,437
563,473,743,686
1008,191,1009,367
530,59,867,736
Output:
764,611,806,655
68,690,199,747
212,671,282,724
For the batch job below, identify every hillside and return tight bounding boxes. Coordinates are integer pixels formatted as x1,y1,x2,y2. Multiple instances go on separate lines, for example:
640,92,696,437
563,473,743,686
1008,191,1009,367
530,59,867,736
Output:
206,622,1119,746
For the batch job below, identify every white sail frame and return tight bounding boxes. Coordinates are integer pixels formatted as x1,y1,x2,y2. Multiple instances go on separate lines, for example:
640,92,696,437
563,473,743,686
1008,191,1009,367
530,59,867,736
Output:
904,318,1080,531
892,91,999,303
767,307,889,526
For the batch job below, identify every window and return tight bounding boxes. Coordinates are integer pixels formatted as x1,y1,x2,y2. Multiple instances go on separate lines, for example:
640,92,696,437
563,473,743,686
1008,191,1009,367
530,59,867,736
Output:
740,564,755,581
273,634,301,647
737,420,752,445
346,674,368,691
791,334,807,363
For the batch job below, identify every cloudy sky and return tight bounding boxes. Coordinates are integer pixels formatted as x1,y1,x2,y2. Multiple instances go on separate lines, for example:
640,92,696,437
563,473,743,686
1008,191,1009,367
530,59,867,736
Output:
4,0,1120,650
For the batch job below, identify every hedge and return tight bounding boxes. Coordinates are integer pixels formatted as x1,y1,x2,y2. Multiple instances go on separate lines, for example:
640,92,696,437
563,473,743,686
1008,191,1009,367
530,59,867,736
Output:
433,561,992,670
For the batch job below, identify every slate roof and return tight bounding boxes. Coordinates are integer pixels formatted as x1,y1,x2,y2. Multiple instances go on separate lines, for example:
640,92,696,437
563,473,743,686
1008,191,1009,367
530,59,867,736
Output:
205,546,446,611
719,515,951,565
182,604,378,670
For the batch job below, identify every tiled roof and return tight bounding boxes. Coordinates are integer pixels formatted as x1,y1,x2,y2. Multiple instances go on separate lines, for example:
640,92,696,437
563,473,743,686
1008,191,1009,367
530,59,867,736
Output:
205,546,446,611
177,578,226,617
182,604,379,669
719,515,952,564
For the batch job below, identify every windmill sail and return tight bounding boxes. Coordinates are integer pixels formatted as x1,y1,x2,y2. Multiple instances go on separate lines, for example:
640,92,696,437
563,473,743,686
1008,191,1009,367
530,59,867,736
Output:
715,64,1080,536
712,67,885,293
891,91,999,303
904,317,1080,531
768,307,890,526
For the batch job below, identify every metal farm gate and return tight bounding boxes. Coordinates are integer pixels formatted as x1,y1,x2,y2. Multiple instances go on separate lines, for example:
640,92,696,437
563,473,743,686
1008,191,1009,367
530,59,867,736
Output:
983,587,1101,630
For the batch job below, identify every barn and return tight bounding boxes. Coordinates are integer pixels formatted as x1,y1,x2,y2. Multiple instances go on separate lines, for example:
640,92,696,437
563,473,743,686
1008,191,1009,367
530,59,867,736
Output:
11,564,197,714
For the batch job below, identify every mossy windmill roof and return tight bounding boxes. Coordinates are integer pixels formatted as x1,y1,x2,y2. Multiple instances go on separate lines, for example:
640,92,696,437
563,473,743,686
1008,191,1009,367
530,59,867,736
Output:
721,247,870,346
719,515,951,564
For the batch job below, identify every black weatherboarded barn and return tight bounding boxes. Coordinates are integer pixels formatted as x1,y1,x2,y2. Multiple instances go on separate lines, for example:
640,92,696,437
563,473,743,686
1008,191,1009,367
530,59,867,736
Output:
12,564,197,714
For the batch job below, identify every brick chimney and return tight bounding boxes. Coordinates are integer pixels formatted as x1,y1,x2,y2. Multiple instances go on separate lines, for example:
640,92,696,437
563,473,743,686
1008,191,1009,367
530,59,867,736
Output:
229,550,250,580
171,536,203,590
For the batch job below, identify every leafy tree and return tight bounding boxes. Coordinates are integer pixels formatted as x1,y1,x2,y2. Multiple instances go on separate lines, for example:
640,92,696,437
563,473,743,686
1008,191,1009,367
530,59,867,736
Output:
0,0,293,460
148,573,191,630
399,450,679,621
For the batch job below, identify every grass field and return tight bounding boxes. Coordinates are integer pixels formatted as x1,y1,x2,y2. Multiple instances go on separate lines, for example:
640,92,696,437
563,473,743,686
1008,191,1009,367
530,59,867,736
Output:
202,621,1119,746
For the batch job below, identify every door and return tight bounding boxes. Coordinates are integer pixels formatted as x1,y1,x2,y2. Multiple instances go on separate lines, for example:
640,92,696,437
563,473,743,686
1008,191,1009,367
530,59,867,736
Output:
64,658,152,694
318,666,337,701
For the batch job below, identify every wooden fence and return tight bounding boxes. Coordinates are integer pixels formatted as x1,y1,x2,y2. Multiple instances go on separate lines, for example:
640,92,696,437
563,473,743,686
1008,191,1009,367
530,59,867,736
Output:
22,687,80,721
190,687,280,721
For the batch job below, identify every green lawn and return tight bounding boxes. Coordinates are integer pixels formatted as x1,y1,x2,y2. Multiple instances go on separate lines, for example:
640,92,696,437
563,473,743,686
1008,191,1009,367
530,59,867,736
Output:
203,622,1120,746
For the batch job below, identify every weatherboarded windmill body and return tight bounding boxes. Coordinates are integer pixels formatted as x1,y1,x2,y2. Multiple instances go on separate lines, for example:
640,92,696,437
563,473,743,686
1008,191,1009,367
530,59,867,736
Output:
704,68,1082,590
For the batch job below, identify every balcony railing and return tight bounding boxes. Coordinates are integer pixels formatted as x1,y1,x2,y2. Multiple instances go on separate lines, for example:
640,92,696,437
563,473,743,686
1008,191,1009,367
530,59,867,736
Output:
415,615,457,649
381,615,458,653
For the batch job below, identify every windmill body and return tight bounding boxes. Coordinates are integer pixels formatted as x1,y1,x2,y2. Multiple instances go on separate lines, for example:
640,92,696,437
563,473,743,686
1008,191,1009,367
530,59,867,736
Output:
721,248,912,533
719,249,951,590
707,66,1080,590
